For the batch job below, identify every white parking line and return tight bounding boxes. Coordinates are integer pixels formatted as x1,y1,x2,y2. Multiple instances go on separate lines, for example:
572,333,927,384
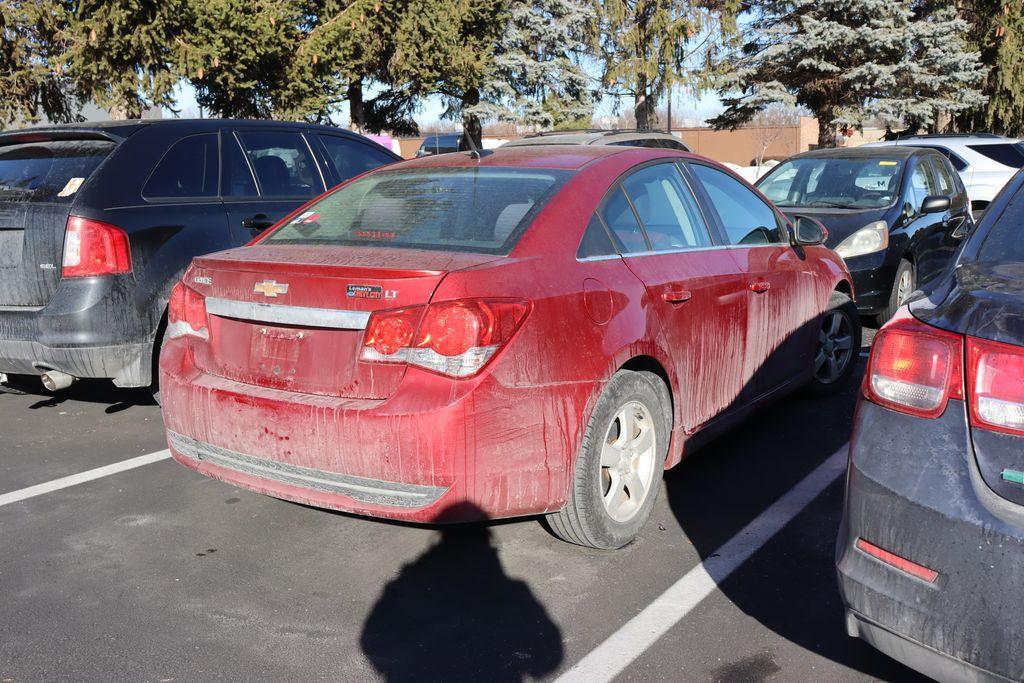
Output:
0,450,172,508
556,446,849,683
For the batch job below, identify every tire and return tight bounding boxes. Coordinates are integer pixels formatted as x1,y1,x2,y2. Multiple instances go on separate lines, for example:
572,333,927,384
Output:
547,370,671,550
807,291,862,395
875,259,914,326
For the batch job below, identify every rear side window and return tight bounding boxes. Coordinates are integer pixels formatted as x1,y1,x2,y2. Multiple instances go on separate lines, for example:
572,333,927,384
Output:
143,134,218,199
621,163,711,251
917,145,968,172
236,131,323,198
318,134,395,183
977,186,1024,262
968,143,1024,169
0,140,115,203
601,187,648,253
262,167,571,254
578,215,617,258
691,163,784,245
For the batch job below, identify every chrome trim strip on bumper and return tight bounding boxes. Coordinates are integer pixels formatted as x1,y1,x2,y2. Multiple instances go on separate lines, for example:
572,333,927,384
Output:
167,431,447,508
205,297,371,330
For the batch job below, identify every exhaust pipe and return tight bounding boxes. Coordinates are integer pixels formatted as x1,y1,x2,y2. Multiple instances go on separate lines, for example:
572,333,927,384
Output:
40,370,74,393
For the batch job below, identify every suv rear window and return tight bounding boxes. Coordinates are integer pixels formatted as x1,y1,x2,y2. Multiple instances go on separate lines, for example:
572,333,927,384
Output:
968,143,1024,169
0,139,115,203
263,167,571,254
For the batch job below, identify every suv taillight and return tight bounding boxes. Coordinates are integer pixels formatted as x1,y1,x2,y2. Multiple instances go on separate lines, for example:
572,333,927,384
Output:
967,337,1024,436
62,216,132,278
167,282,208,340
864,311,964,418
361,299,530,378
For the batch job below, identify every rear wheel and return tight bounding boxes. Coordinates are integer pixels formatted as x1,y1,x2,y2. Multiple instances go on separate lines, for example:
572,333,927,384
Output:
876,259,914,326
547,370,670,549
807,291,861,394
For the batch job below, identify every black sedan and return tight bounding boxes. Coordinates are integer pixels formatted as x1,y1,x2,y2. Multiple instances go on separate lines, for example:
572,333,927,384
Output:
757,146,973,324
836,169,1024,681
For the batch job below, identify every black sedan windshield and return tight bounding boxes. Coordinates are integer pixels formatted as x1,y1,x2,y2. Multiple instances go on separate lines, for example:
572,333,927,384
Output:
758,157,904,210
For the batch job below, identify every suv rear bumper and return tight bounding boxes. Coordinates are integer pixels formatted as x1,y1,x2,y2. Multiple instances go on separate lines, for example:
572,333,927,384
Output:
0,275,159,387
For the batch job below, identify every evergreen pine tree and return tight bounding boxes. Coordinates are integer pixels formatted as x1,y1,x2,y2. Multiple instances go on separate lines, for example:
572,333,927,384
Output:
960,0,1024,135
710,0,987,146
469,0,594,130
591,0,735,130
0,0,77,127
64,0,191,118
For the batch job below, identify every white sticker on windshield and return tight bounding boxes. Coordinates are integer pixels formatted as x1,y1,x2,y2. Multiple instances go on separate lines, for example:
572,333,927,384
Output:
57,177,85,197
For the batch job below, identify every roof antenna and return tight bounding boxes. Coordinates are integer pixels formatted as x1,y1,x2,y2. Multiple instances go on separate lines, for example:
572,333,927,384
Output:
462,129,492,160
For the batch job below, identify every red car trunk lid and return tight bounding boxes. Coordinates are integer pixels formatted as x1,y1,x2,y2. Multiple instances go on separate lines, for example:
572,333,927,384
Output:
187,245,500,398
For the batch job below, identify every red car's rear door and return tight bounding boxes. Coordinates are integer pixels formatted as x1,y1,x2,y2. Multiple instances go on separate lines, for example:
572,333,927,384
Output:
687,162,822,395
602,161,751,432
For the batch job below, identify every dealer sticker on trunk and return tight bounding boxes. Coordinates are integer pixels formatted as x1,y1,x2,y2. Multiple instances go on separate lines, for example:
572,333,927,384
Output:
346,284,398,300
347,284,383,299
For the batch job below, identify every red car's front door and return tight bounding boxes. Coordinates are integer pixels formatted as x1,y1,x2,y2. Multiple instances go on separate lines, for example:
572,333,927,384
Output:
688,162,822,396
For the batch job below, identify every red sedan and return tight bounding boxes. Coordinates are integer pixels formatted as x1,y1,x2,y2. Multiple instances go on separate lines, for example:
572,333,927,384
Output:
159,145,858,549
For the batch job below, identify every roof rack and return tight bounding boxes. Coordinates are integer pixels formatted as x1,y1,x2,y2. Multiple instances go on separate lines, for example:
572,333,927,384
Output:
897,132,1002,140
521,128,673,139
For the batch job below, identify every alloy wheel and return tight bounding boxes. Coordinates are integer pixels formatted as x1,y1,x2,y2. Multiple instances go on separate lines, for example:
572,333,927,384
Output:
600,401,658,523
896,269,914,306
814,310,855,384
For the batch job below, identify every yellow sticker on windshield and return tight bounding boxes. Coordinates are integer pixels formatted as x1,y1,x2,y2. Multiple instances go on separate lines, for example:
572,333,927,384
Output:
878,161,898,166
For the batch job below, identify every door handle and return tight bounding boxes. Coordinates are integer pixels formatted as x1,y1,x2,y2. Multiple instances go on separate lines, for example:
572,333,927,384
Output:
749,281,771,294
662,287,692,304
241,214,275,231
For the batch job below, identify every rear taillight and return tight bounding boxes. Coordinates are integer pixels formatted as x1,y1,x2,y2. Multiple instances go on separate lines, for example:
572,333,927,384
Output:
864,311,963,418
167,282,208,340
968,337,1024,436
62,216,132,278
361,299,530,378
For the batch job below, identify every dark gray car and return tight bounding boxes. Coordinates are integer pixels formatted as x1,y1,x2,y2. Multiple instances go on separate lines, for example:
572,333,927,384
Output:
837,168,1024,682
0,119,398,396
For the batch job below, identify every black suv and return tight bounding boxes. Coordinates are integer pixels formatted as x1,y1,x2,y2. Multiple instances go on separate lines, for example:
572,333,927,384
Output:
0,119,399,396
757,146,973,323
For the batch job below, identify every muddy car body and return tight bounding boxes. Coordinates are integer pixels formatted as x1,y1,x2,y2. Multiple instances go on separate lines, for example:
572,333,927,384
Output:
838,169,1024,681
0,120,398,393
160,145,857,548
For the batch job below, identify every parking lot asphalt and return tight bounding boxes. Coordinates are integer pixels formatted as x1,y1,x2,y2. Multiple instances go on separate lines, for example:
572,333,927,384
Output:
0,324,930,682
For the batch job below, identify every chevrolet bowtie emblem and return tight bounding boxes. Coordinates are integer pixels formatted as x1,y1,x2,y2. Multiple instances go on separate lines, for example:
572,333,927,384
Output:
253,280,289,297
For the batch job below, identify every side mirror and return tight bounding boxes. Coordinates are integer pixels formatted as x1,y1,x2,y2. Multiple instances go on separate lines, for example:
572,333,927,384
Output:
921,195,951,214
790,214,828,246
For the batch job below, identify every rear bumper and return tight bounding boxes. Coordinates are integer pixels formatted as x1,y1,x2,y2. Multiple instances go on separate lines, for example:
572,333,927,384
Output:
0,275,158,386
837,399,1024,682
159,340,593,522
0,338,152,387
845,610,1010,683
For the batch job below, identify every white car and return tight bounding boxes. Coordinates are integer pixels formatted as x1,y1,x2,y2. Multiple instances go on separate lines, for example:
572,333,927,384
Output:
863,134,1024,215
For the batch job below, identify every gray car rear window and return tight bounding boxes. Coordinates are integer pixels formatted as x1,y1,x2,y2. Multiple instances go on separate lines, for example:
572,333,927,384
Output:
0,140,116,204
263,167,572,254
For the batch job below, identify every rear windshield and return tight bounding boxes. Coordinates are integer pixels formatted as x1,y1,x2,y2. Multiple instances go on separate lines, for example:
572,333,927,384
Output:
262,167,572,254
968,143,1024,169
758,156,904,209
0,140,116,203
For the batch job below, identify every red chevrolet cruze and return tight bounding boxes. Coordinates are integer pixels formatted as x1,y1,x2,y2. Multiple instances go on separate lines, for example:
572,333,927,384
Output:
160,145,858,548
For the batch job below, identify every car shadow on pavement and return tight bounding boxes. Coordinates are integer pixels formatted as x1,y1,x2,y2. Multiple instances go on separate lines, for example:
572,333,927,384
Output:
360,502,563,682
2,376,157,412
662,348,929,681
